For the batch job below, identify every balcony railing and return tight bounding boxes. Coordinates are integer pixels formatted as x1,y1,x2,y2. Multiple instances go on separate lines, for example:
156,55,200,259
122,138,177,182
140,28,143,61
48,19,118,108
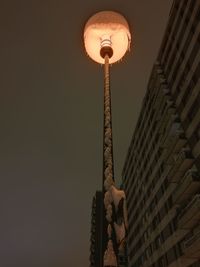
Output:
182,226,200,258
178,194,200,229
161,123,182,147
161,129,187,163
168,148,194,183
159,109,178,135
173,169,200,205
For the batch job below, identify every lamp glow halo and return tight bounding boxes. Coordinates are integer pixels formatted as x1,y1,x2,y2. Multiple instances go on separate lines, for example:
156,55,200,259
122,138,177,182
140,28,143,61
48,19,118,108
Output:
84,11,131,64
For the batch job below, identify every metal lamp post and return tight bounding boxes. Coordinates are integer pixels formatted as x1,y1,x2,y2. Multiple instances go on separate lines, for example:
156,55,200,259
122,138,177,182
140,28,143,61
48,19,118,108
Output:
84,11,131,267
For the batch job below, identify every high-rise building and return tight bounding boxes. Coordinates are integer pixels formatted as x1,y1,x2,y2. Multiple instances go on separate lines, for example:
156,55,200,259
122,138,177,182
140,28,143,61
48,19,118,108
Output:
122,0,200,266
89,191,103,267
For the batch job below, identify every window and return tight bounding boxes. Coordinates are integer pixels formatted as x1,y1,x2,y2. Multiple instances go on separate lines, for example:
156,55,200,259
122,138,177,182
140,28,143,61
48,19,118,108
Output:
158,255,167,267
187,93,200,120
159,204,167,221
162,223,172,241
166,246,177,264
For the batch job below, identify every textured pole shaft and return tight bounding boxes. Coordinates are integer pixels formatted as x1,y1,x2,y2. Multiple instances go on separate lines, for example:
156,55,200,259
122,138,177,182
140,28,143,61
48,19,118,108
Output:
103,54,114,189
103,55,118,267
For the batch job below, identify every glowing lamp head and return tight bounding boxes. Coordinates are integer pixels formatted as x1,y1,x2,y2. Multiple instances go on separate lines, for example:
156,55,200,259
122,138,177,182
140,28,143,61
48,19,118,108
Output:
84,11,131,64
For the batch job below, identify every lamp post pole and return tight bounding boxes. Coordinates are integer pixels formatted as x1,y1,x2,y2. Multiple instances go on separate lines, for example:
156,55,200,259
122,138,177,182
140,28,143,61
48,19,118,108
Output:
102,52,116,267
84,11,131,267
103,53,114,187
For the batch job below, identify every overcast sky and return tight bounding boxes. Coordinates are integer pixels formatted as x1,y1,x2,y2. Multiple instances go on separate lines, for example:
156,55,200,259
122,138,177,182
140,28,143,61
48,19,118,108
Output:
0,1,172,266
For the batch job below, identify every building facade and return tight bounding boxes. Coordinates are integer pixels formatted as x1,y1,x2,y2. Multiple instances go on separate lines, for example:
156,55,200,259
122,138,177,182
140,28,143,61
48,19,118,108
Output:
122,0,200,266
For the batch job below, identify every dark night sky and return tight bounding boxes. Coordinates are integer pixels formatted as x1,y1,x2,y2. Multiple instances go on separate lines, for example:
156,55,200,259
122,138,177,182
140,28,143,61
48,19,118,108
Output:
0,1,172,266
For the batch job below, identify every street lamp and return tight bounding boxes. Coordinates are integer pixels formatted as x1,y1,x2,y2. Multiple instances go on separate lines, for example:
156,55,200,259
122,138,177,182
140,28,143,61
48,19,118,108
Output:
84,11,131,267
